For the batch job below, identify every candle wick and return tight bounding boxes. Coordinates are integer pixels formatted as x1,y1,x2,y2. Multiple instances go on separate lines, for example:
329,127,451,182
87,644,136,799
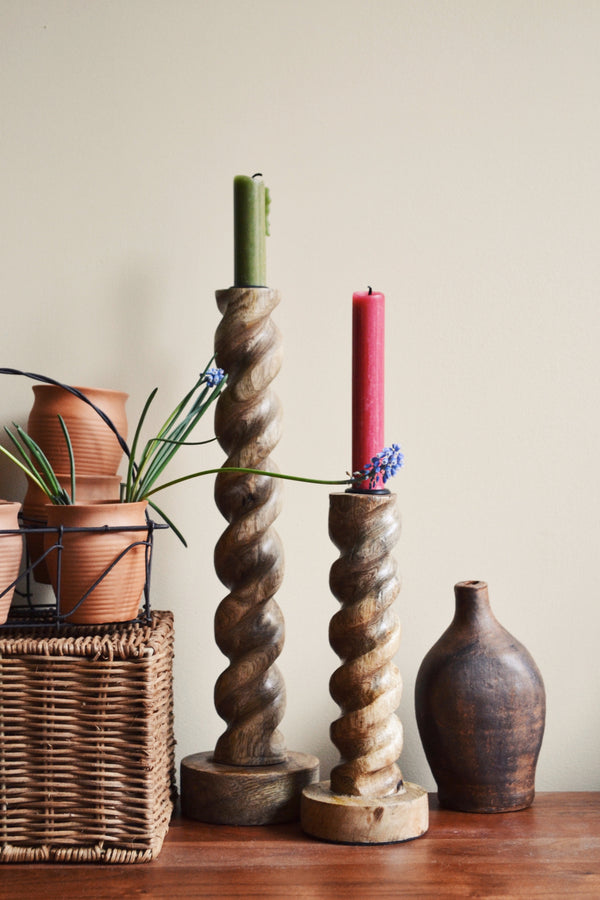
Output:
252,172,263,179
368,286,373,295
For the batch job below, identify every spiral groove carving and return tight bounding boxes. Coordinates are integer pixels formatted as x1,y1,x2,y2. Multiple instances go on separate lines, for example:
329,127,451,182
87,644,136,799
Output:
328,492,404,798
212,287,287,766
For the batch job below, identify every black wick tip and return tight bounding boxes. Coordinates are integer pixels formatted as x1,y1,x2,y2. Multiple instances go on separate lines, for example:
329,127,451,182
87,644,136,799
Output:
368,285,373,295
252,172,263,179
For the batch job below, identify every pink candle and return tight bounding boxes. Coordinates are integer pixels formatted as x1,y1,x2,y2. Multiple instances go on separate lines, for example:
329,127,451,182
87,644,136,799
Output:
352,288,385,490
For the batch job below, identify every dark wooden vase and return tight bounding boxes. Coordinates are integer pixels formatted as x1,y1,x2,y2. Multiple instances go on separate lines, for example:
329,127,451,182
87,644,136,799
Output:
415,580,545,813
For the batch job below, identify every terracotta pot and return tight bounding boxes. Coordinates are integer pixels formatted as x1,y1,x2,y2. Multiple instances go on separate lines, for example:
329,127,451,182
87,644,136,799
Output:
0,500,23,624
27,384,128,476
414,580,546,813
43,501,149,625
22,474,122,583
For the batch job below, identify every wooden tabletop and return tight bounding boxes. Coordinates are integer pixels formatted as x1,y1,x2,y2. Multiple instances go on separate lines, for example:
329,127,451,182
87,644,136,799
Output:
0,792,598,897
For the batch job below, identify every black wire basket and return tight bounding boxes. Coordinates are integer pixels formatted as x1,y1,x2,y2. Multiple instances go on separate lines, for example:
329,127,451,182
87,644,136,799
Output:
0,514,167,629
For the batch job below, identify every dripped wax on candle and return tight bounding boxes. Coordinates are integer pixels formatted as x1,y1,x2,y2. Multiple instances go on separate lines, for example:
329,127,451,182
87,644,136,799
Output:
352,288,385,490
233,174,268,287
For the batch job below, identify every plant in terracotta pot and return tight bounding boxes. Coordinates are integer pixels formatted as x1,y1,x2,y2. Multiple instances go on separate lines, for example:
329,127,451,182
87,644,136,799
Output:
2,369,131,585
0,415,137,624
0,364,228,624
22,472,122,584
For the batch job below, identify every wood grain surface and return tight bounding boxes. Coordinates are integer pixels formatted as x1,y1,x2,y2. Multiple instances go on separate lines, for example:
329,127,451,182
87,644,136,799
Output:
0,794,597,898
327,491,404,799
415,580,546,813
212,286,286,767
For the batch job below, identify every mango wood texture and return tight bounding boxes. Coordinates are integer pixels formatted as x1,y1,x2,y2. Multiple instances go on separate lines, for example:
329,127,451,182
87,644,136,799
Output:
301,491,427,844
180,751,319,826
181,287,319,826
301,780,428,845
212,286,286,767
327,491,404,799
0,794,597,897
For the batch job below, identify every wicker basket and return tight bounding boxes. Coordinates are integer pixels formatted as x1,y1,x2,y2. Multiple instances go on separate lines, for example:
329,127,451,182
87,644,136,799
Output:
0,610,176,863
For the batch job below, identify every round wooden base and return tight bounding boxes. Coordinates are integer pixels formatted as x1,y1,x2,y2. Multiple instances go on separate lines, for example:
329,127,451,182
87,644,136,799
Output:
180,751,320,826
301,780,429,844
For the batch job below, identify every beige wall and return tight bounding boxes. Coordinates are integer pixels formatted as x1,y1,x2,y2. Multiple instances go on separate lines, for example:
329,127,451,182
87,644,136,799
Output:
2,0,598,791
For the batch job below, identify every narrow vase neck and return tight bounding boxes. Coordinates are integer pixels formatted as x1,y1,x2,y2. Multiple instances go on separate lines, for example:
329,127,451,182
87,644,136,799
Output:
453,580,496,628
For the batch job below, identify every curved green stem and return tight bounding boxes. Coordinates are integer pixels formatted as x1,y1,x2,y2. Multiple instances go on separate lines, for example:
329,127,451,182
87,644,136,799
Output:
143,467,354,498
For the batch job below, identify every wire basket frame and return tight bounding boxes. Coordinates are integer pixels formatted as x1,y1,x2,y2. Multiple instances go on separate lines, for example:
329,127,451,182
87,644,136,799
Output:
0,516,167,630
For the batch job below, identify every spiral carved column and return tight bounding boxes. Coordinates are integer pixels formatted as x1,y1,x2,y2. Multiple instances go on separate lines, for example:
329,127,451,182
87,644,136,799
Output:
180,287,318,825
213,286,286,766
328,490,403,798
301,491,428,844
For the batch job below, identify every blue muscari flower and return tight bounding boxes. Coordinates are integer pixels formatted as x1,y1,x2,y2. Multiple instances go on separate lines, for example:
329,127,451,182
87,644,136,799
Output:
204,367,225,387
360,443,404,487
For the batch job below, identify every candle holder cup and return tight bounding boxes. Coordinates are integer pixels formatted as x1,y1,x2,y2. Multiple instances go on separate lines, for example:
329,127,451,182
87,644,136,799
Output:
180,286,318,825
300,490,428,844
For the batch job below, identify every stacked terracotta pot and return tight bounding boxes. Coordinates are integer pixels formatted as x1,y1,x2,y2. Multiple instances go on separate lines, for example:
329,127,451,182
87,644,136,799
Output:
19,386,149,624
0,499,24,624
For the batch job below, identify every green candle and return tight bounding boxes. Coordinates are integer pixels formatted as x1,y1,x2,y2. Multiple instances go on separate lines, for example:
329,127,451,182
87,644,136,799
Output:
234,173,269,287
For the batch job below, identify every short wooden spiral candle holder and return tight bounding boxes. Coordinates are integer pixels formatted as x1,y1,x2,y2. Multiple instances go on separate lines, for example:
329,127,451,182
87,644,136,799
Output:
181,286,319,825
301,491,428,843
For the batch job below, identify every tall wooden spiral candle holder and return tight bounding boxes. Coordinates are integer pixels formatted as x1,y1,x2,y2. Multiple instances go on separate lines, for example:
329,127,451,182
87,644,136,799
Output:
180,286,319,825
301,491,428,843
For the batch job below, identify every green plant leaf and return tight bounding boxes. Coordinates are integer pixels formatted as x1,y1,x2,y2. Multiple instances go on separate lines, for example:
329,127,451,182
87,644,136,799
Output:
126,386,158,502
128,379,203,500
143,466,353,498
147,499,187,547
128,365,227,505
0,440,49,495
58,414,76,503
13,424,64,499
